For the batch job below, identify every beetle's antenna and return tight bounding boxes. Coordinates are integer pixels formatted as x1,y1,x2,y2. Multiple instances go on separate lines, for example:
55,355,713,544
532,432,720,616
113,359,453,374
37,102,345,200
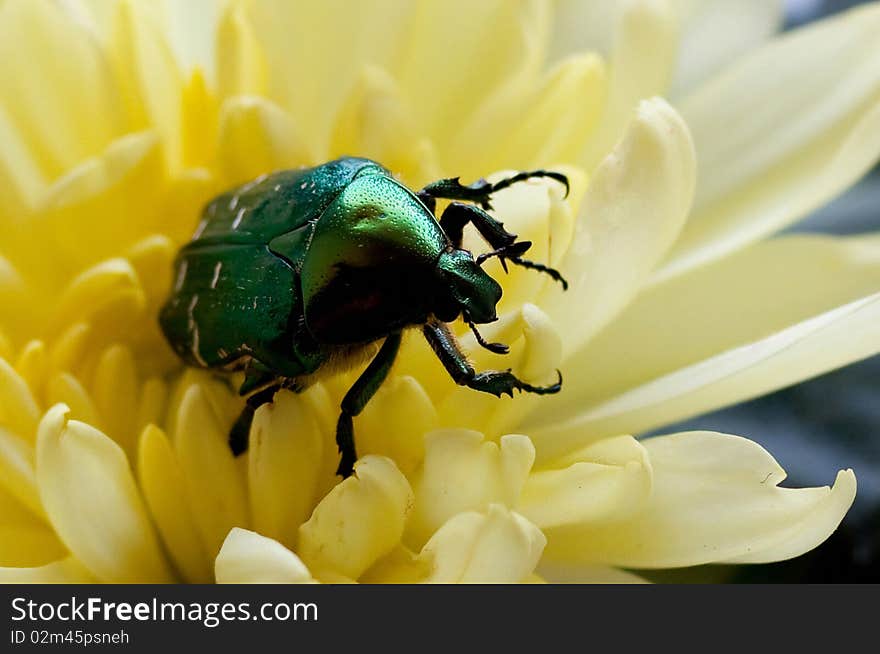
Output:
467,319,509,354
508,256,569,290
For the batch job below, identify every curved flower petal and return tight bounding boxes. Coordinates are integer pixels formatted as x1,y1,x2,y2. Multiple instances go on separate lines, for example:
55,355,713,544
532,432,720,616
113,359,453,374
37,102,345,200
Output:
669,0,783,95
542,98,696,355
174,383,249,561
580,0,678,169
0,0,125,178
659,4,880,280
419,504,545,583
137,424,212,583
406,430,534,546
298,456,413,581
35,404,173,582
248,390,326,548
541,431,856,569
528,234,880,455
215,528,314,584
520,436,652,529
216,96,312,185
0,556,95,584
0,358,40,438
216,2,267,100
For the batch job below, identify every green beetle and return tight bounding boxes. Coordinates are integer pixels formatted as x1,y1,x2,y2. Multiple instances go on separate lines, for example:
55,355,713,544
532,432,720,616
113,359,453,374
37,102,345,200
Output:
160,157,568,477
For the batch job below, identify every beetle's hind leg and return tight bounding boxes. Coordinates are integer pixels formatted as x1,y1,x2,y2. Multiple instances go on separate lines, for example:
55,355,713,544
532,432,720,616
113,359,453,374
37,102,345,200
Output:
335,333,402,478
418,170,569,211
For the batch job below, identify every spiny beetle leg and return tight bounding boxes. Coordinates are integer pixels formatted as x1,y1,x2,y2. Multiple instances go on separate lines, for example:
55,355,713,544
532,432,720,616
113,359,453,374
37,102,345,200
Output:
469,369,563,397
335,333,402,478
418,170,570,211
423,321,563,398
438,202,520,251
228,382,282,456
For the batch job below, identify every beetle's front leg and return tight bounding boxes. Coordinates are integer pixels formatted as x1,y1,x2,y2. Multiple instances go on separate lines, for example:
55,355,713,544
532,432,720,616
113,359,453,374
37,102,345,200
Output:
423,321,562,397
438,202,530,257
335,333,402,477
418,170,569,211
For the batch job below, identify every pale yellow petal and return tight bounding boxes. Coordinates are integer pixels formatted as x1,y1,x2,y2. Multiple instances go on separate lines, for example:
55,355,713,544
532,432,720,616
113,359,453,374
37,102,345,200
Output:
111,0,183,166
528,235,880,456
0,0,125,178
137,424,212,583
245,0,412,155
406,430,535,547
36,404,173,582
216,1,267,99
0,426,43,519
329,66,440,188
0,357,40,439
541,431,855,569
90,345,139,454
356,375,437,477
580,0,678,169
669,0,783,95
541,98,696,355
248,391,325,548
419,505,546,583
174,383,249,560
0,557,95,583
299,456,413,581
215,528,314,584
41,132,169,275
216,96,312,186
659,4,880,280
13,341,47,400
520,436,652,528
46,373,100,429
536,562,649,584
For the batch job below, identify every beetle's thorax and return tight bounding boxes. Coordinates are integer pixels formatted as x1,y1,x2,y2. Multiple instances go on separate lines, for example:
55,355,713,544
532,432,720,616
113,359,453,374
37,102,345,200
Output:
300,169,447,345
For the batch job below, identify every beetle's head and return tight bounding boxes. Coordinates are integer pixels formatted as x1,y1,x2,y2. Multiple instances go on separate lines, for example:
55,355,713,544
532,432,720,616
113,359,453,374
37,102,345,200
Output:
434,249,502,324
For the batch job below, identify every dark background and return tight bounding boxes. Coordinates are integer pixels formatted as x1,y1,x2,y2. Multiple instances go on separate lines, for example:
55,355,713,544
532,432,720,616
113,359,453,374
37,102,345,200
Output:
646,0,880,583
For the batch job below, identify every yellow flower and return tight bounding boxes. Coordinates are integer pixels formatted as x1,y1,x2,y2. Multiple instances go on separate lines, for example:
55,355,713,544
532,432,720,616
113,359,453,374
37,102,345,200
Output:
0,0,876,583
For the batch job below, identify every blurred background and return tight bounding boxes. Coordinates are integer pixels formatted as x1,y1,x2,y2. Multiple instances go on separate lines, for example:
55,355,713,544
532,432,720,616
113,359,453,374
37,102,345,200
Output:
649,0,880,583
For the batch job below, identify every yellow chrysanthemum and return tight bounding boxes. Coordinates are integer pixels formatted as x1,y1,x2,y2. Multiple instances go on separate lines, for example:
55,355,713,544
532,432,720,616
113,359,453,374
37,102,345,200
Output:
1,0,877,583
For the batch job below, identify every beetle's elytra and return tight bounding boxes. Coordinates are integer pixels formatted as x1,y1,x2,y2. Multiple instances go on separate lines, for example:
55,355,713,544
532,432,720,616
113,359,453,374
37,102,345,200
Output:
160,157,569,477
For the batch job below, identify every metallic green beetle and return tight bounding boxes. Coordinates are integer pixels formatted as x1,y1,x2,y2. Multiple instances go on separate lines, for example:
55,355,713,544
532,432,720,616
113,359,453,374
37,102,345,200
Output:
160,157,568,477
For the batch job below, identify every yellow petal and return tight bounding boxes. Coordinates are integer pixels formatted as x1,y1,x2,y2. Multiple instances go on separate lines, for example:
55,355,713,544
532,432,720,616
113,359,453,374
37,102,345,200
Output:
0,0,125,178
0,556,95,583
244,0,417,155
669,0,783,95
299,456,413,580
248,390,325,548
580,0,678,169
530,234,880,455
41,132,167,273
46,373,100,430
536,562,649,584
542,98,696,355
35,404,173,582
0,426,43,520
397,0,550,148
542,431,856,569
174,383,249,560
215,528,314,584
137,424,212,583
419,504,546,583
659,4,880,280
216,96,312,186
0,357,40,438
329,66,440,187
111,0,183,167
356,375,437,477
520,436,651,528
0,102,46,217
90,345,139,454
14,340,47,400
216,1,267,99
407,430,535,547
